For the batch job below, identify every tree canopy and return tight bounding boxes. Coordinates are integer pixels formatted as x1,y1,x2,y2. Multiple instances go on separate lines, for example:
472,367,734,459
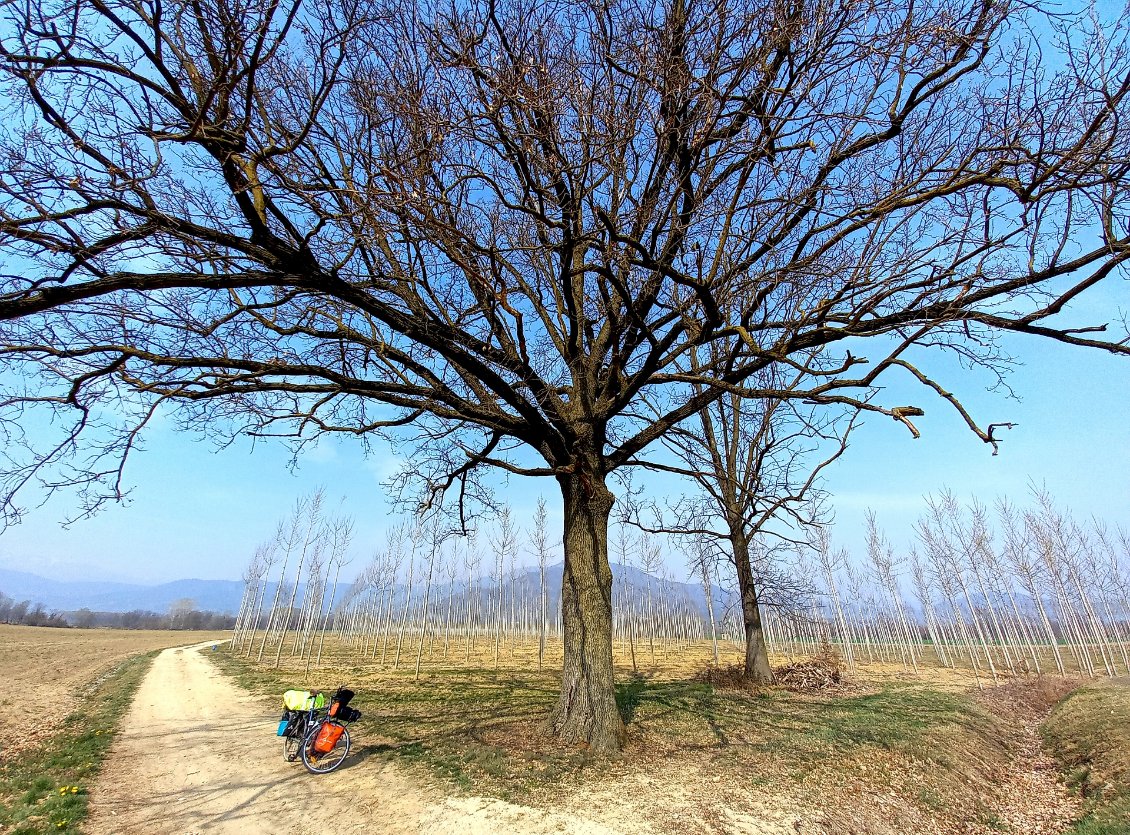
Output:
2,0,1128,749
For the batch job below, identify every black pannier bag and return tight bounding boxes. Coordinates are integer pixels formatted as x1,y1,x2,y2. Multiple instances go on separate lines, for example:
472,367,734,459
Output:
335,688,356,708
337,705,362,723
277,708,299,737
328,687,355,718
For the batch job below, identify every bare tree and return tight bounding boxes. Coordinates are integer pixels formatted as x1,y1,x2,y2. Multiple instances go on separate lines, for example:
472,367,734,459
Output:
908,548,950,670
377,529,407,664
811,525,856,673
3,0,1130,750
464,528,482,662
293,540,326,657
312,514,354,671
256,496,314,662
686,537,720,666
612,523,640,673
630,363,852,682
998,497,1065,675
1026,488,1118,677
530,497,553,671
490,506,518,667
393,523,421,670
442,536,460,660
415,512,445,680
917,494,998,685
234,540,273,651
639,536,663,665
864,514,919,674
273,489,325,668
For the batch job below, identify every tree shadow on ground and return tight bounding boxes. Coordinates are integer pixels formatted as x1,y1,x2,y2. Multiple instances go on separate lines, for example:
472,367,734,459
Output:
358,666,984,797
616,674,648,723
219,649,989,796
621,679,986,765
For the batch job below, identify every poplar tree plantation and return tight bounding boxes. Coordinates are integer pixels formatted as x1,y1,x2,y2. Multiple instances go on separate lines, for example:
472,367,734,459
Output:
1,0,1129,751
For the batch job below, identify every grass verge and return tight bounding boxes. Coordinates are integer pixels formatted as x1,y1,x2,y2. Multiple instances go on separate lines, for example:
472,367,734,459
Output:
0,650,157,835
1043,679,1130,834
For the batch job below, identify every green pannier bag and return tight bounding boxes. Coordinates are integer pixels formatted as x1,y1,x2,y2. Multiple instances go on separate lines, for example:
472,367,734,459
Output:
282,689,326,711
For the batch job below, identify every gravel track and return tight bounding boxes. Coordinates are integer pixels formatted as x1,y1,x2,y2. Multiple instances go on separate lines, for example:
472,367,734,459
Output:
85,641,629,835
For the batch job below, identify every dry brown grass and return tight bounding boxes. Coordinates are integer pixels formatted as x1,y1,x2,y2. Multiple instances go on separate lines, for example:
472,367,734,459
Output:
1042,677,1130,833
218,634,1081,833
0,624,229,760
236,630,1095,694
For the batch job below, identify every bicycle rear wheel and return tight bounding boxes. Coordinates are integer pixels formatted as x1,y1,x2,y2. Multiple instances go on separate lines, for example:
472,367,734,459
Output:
283,714,309,762
284,732,303,762
301,721,350,774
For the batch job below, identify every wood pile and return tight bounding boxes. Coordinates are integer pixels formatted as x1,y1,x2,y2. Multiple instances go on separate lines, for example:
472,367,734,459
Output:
773,656,843,692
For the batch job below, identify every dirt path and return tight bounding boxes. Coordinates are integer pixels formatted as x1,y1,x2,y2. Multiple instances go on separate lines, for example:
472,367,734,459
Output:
85,642,635,835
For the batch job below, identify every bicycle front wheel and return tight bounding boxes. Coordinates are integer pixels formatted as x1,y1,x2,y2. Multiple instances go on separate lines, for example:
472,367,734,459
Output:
301,721,351,774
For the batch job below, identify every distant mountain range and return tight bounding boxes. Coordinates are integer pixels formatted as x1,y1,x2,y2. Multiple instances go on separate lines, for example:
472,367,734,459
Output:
0,561,723,617
0,567,246,614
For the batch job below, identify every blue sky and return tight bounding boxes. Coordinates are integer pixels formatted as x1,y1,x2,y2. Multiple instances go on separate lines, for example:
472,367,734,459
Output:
825,333,1130,552
0,316,1126,587
0,1,1125,592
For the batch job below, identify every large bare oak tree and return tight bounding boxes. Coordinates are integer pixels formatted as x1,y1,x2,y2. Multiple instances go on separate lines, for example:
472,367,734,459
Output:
2,0,1129,750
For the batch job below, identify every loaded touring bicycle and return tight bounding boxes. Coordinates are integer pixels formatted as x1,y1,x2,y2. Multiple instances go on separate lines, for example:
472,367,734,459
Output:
277,686,361,774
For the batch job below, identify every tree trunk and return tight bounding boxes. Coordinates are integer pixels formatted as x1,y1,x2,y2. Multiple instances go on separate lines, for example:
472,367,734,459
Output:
547,472,624,753
731,526,775,684
539,554,548,671
700,561,719,666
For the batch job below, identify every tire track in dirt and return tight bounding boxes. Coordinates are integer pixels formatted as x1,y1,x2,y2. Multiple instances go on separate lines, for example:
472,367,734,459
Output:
85,641,630,835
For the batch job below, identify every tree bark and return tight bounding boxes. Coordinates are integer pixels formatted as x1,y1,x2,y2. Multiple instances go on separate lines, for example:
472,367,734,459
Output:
731,526,776,684
548,472,625,753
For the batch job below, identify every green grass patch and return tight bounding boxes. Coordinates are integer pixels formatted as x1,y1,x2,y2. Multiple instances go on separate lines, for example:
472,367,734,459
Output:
1043,680,1130,834
0,651,157,835
621,678,988,773
212,644,992,802
212,646,589,797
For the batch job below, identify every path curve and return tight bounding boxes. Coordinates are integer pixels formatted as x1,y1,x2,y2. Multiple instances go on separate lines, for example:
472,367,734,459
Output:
86,642,628,835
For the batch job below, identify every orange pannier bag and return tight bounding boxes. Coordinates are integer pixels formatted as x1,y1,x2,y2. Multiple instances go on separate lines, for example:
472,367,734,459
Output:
313,722,345,754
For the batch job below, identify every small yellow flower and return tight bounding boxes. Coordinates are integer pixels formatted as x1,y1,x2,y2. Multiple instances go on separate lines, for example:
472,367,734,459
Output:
70,787,79,794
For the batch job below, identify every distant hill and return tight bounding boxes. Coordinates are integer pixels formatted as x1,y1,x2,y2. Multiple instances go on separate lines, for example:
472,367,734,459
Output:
409,561,722,625
0,560,725,619
0,567,245,614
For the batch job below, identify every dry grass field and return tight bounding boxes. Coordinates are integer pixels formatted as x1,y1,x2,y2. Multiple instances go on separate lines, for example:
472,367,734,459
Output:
213,634,1115,833
8,624,1121,833
0,624,229,760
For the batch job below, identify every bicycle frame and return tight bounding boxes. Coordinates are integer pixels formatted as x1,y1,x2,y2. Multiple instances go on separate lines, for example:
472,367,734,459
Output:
281,687,359,773
282,706,326,758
